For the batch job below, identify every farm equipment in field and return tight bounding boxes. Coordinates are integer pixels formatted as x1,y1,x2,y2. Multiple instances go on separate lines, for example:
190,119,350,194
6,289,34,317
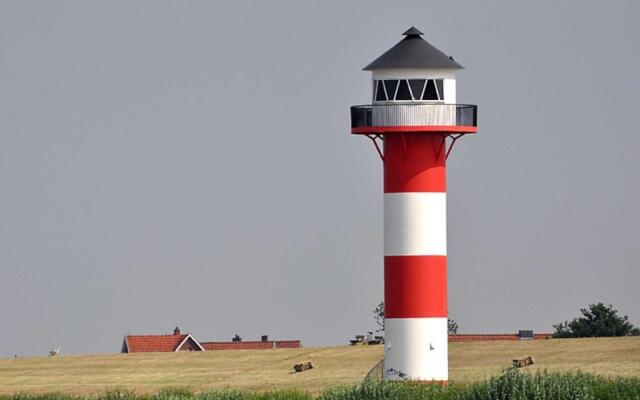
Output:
293,361,314,372
350,332,385,345
513,356,535,368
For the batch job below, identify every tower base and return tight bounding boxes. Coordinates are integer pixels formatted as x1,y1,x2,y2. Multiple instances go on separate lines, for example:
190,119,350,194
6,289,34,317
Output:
384,318,448,381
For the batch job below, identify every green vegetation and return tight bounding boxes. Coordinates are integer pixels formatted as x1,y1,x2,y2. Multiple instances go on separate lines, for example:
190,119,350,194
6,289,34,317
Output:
553,303,640,338
1,370,640,400
373,301,385,333
447,319,459,335
323,370,640,400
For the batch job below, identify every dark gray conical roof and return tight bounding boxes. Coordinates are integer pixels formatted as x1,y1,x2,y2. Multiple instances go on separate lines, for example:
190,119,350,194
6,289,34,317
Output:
364,27,463,70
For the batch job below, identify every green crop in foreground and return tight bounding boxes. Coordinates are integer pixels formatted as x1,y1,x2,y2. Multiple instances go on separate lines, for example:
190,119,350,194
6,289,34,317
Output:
3,370,640,400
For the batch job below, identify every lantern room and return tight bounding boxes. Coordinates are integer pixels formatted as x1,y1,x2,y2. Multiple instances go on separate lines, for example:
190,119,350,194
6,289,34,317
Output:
351,27,477,137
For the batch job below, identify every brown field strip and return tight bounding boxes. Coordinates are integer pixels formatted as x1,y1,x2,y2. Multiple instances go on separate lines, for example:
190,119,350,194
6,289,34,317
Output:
0,337,639,395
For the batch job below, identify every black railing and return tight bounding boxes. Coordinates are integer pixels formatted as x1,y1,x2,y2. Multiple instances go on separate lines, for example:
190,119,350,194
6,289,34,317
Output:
456,104,478,127
350,104,478,129
350,105,373,128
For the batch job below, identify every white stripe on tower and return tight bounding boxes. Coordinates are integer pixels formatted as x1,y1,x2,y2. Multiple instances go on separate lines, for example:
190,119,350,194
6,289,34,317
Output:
384,193,447,256
384,318,448,381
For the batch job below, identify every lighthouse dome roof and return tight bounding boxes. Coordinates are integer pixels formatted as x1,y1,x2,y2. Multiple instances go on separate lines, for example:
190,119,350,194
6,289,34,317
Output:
364,27,464,71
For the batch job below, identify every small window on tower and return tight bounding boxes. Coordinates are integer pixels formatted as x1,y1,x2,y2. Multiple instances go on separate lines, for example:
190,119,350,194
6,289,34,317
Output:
395,80,412,100
423,79,439,100
435,79,444,101
384,80,399,100
408,79,426,100
375,80,386,101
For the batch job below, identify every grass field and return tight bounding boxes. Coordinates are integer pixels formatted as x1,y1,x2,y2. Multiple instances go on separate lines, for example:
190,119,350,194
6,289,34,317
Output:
0,337,639,395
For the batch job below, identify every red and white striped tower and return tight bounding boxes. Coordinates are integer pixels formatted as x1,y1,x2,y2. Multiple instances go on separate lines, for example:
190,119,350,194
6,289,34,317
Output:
350,27,478,382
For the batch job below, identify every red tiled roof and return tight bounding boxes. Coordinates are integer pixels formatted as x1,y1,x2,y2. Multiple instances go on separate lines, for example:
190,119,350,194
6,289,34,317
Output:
201,341,273,350
274,340,301,348
448,333,553,342
200,340,301,351
124,334,191,353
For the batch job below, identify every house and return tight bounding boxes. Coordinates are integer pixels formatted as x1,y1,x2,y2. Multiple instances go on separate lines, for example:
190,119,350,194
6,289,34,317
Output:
448,332,553,342
121,327,204,353
200,336,301,350
121,328,301,353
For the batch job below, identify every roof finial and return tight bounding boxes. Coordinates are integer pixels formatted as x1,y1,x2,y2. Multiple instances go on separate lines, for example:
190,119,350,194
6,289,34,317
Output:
402,26,423,37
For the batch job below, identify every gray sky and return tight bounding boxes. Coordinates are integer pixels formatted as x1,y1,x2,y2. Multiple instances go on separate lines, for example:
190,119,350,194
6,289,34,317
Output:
1,0,639,357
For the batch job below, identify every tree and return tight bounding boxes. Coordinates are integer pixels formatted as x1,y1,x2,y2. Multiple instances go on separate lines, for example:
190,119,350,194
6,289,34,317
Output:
373,301,459,334
448,319,459,334
552,303,640,338
373,301,384,333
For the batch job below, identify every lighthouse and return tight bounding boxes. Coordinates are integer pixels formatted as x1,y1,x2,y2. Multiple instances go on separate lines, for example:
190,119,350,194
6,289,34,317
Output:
350,27,478,382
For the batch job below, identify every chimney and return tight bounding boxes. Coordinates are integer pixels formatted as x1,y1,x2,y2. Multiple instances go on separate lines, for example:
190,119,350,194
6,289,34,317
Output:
173,327,181,336
261,335,269,342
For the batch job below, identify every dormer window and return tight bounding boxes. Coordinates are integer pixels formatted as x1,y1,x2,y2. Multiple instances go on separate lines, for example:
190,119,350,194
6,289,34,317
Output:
373,79,444,102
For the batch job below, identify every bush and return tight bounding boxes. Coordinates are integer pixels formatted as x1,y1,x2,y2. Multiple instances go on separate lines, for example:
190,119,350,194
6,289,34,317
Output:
553,303,640,338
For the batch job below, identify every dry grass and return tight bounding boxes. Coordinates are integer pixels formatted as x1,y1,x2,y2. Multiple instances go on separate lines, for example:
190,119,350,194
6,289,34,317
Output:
0,337,639,395
449,336,640,382
0,345,381,395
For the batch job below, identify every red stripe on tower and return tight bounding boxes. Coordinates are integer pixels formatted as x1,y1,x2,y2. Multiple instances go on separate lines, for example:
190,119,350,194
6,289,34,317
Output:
384,134,446,193
384,255,447,318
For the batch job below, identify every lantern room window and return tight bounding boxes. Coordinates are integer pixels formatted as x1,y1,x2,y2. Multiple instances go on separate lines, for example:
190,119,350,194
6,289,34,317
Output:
375,80,386,101
384,80,399,99
373,79,445,102
424,80,438,100
395,80,412,100
408,79,425,99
